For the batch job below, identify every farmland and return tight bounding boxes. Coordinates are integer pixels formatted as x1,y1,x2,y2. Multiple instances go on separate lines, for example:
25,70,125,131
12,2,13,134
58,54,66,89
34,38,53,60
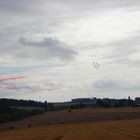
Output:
0,107,140,140
0,107,140,129
0,119,140,140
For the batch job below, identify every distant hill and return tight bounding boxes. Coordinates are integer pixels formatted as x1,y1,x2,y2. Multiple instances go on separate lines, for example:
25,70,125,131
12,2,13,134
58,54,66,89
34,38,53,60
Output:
0,98,45,108
0,98,45,124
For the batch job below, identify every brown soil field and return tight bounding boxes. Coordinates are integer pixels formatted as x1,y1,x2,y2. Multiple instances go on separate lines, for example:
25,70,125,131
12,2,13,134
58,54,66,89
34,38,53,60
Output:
0,119,140,140
0,107,140,129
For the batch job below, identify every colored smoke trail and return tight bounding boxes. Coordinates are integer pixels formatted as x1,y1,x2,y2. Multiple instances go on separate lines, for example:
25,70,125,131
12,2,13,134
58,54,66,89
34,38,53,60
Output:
0,86,19,90
0,86,60,92
0,75,27,82
0,74,60,92
31,88,60,92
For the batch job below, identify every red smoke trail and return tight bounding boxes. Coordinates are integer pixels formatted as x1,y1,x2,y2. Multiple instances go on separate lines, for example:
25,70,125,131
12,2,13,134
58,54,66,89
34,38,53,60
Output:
0,75,60,91
0,86,19,90
31,88,60,92
0,86,30,90
0,86,60,92
0,75,27,82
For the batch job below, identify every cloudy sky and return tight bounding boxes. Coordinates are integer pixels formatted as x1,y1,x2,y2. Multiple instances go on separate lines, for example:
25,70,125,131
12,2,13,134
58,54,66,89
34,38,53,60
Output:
0,0,140,102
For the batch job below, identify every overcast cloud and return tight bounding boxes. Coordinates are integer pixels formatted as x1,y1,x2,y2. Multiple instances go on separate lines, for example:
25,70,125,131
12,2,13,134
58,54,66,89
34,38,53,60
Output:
0,0,140,101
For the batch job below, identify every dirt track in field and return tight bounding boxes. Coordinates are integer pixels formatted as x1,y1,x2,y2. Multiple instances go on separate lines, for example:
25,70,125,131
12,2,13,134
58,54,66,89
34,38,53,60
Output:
0,107,140,129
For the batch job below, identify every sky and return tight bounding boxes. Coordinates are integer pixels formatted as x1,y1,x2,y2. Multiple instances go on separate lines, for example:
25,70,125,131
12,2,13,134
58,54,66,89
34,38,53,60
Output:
0,0,140,102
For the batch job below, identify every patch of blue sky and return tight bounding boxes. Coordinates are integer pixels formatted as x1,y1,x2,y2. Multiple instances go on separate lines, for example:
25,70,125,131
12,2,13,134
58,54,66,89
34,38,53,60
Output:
0,67,29,75
0,64,62,76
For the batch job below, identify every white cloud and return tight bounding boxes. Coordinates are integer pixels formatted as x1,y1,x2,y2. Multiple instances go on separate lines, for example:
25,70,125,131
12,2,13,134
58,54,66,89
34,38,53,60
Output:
0,0,140,101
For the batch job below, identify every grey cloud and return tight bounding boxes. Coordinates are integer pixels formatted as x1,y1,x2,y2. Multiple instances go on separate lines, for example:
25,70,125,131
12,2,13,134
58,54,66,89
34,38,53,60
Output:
19,37,77,61
88,33,140,64
107,34,140,64
1,0,140,16
94,78,140,91
110,34,140,49
0,0,45,15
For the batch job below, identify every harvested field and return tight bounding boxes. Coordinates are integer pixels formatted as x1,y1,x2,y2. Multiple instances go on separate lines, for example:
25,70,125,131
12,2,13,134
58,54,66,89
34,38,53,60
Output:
0,119,140,140
0,107,140,129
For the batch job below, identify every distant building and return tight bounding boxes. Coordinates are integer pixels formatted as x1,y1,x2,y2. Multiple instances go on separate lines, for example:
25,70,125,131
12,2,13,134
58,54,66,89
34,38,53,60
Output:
71,98,96,103
103,98,118,106
135,97,140,105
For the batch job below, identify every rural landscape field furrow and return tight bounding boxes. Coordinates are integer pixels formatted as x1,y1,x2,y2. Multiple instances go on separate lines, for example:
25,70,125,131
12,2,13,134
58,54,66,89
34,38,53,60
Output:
1,107,140,129
0,119,140,140
106,127,140,140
